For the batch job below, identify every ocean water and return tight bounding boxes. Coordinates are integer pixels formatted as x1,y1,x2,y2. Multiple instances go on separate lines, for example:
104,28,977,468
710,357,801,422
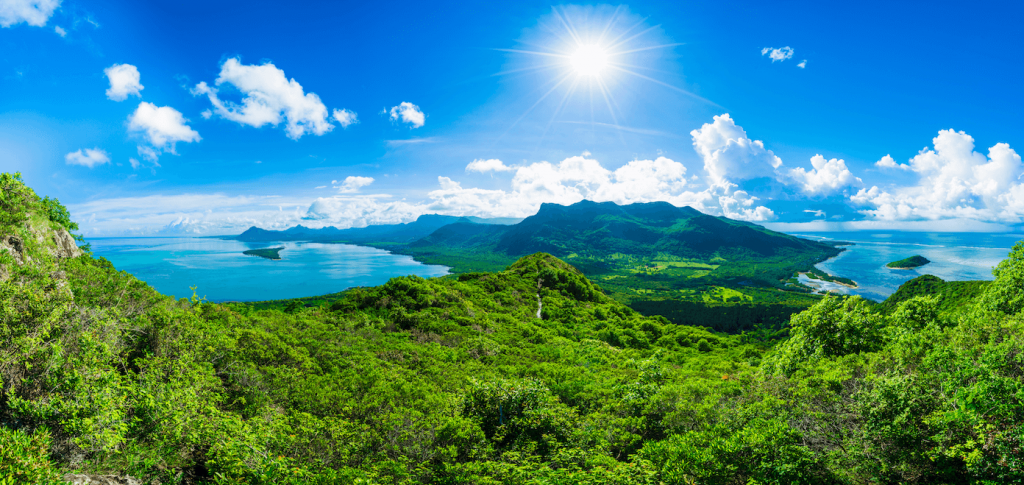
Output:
788,232,1023,302
87,237,449,302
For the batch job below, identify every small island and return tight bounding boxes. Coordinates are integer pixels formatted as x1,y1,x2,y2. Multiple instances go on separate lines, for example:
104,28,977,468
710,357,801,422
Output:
887,255,930,269
243,246,285,260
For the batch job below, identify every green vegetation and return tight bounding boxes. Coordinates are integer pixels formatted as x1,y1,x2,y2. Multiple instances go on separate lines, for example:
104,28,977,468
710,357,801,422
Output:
877,273,989,314
6,172,1024,484
242,246,284,260
887,254,931,269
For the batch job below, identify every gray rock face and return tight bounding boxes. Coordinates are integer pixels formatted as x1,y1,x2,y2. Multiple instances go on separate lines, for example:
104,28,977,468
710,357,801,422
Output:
64,474,141,485
1,234,25,264
53,228,82,259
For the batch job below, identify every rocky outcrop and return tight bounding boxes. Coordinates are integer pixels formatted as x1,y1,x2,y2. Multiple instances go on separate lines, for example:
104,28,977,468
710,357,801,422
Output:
64,474,141,485
1,234,25,264
53,228,82,259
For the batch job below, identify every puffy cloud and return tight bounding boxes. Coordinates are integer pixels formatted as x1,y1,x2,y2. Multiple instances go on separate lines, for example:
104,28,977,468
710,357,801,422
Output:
389,102,425,128
797,59,807,69
0,0,60,27
761,46,794,62
717,188,775,221
127,102,200,161
690,113,783,187
303,196,423,228
332,108,357,128
852,129,1024,221
788,155,863,195
334,176,374,193
104,63,143,101
429,156,704,218
466,158,516,173
192,58,337,140
64,148,109,168
874,154,911,170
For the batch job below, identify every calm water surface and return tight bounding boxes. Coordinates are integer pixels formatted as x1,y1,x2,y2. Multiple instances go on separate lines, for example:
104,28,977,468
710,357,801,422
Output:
788,232,1023,301
88,237,449,302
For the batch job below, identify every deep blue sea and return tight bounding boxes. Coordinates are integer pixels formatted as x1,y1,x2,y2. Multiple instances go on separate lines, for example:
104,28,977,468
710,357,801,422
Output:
787,232,1023,302
87,238,449,302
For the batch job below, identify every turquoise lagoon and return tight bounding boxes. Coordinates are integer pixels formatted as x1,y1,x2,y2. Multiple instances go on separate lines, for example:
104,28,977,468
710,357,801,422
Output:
790,232,1023,301
87,237,449,302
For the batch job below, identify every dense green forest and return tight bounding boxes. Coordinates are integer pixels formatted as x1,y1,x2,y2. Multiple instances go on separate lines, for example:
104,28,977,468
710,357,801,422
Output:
3,172,1024,484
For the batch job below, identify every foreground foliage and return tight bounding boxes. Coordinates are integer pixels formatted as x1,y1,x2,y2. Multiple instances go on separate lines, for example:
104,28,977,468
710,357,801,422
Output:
2,172,1023,484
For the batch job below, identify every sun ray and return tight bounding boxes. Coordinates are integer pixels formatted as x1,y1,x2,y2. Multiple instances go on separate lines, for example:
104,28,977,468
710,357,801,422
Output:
551,6,584,48
493,48,568,59
611,43,685,56
595,76,627,146
602,15,650,50
607,24,663,51
490,63,559,78
490,72,576,147
537,75,583,150
608,64,723,108
596,5,624,45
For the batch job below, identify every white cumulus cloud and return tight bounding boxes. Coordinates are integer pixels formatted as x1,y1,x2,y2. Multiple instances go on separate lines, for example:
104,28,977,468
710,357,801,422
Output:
690,113,783,187
852,129,1024,222
466,159,516,173
127,102,200,161
332,108,357,128
761,46,794,62
334,176,374,193
104,63,144,101
389,102,425,128
0,0,60,27
789,155,863,196
64,148,109,168
717,188,776,221
192,58,337,140
874,154,911,170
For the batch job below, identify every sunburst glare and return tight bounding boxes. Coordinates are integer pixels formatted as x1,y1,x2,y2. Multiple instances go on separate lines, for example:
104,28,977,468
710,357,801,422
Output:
569,45,609,77
493,5,711,145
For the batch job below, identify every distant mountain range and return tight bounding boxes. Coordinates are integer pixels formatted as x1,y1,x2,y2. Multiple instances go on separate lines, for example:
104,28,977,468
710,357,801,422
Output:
234,214,522,243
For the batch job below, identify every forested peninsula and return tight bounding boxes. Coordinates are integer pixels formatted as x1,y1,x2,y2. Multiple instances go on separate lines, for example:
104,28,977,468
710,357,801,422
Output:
4,172,1024,484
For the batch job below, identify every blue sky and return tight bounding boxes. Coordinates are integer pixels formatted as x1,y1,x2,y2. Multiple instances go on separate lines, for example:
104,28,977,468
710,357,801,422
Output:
3,0,1024,235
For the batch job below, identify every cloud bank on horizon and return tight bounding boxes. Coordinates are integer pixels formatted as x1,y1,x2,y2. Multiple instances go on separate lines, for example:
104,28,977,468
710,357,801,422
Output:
68,112,1024,236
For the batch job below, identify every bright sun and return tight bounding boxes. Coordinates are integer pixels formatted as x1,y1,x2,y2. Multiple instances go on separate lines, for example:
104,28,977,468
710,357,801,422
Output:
569,45,609,77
